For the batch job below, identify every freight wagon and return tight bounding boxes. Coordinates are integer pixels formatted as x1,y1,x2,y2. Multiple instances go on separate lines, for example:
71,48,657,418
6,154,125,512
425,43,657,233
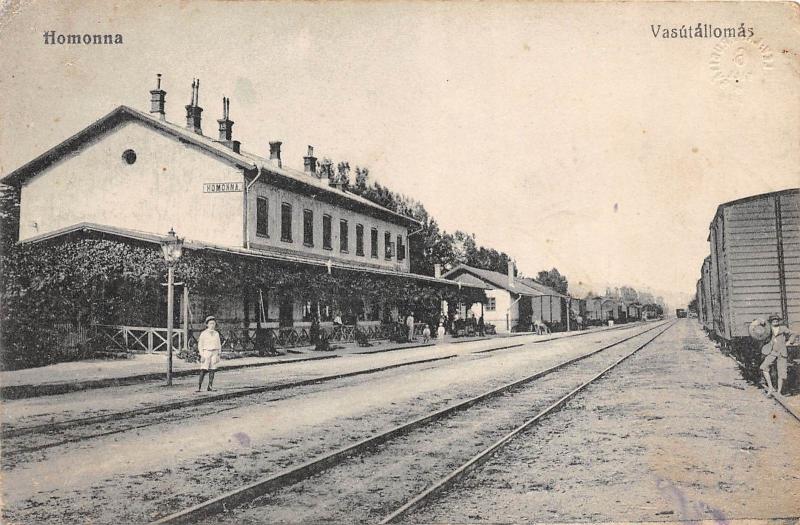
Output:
584,297,603,322
698,256,714,332
696,279,703,323
700,188,799,348
570,298,586,319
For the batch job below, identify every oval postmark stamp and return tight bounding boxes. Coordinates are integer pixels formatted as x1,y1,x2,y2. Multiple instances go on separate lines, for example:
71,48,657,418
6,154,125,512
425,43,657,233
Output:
709,36,775,91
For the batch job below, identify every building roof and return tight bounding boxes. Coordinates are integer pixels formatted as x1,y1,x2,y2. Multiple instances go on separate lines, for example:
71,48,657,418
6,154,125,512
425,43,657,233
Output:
1,106,259,187
19,222,466,287
1,105,419,228
237,150,420,228
443,264,566,298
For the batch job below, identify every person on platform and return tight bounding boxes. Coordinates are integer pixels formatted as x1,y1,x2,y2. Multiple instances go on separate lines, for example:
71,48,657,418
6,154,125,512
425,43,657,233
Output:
478,315,485,337
422,324,431,343
197,315,222,392
437,323,446,343
406,312,415,342
332,311,343,339
760,314,798,396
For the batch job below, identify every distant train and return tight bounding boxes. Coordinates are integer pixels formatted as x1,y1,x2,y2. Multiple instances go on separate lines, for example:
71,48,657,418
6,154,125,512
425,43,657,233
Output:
696,188,799,349
676,309,687,318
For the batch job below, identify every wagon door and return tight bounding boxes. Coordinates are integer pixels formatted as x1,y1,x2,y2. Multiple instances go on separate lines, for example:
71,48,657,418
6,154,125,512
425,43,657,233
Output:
724,196,784,338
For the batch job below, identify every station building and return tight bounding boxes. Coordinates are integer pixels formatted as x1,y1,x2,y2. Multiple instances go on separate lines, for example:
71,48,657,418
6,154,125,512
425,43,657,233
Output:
3,77,484,351
443,263,570,333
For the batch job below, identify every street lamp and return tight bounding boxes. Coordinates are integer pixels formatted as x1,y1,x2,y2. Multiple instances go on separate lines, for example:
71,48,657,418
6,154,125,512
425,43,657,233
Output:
161,228,184,386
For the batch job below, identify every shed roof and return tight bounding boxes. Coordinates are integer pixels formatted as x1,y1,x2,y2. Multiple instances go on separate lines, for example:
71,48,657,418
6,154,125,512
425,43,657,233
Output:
443,264,566,298
20,222,468,287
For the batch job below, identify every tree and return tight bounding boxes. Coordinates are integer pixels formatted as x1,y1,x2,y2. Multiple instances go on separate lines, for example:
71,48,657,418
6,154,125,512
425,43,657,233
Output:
536,268,568,295
639,291,654,304
451,231,478,266
308,156,517,278
688,296,698,313
0,184,20,253
336,161,351,188
620,286,638,303
354,167,369,193
409,214,455,276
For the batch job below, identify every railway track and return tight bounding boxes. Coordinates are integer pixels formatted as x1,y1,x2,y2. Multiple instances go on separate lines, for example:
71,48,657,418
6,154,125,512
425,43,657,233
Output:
0,353,457,460
1,324,652,461
152,320,673,524
771,394,800,423
716,351,800,425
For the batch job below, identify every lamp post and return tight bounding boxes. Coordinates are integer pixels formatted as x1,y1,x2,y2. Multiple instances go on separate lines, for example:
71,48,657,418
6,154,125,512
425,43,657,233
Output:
161,228,184,386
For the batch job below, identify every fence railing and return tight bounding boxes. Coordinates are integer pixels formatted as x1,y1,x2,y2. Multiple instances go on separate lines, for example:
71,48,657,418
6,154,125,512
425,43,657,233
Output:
91,322,429,352
95,325,183,353
54,323,92,348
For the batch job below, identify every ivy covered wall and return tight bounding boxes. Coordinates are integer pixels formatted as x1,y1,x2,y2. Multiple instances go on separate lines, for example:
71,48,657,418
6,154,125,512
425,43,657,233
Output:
0,236,485,369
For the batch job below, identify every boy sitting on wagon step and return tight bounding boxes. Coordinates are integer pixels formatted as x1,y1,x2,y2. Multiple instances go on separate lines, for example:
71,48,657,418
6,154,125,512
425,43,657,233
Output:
197,315,222,392
760,314,798,396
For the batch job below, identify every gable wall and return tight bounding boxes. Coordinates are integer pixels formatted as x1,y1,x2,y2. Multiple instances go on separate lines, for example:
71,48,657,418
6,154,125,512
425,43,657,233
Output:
19,120,245,246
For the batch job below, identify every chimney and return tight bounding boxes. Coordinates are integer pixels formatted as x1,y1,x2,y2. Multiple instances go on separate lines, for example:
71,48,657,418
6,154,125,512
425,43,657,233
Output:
269,141,282,168
184,78,203,134
507,259,515,288
303,145,317,174
434,263,442,279
149,73,166,120
217,96,234,142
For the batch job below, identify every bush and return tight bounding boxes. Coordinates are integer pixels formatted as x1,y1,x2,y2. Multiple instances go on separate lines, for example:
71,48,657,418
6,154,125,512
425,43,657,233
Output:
177,344,200,363
1,240,164,370
0,326,61,370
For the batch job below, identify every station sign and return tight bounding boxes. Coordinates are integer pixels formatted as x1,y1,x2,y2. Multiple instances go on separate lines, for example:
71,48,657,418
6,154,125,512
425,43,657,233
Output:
203,182,243,193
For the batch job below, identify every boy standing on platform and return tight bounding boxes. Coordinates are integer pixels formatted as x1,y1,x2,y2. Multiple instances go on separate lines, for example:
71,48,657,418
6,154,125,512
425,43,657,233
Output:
197,315,222,392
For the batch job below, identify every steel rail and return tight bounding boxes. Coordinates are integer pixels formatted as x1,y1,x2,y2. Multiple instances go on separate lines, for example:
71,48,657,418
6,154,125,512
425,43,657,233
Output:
768,392,800,424
379,321,675,524
151,321,669,525
471,321,640,354
717,352,800,425
1,354,459,456
3,323,655,441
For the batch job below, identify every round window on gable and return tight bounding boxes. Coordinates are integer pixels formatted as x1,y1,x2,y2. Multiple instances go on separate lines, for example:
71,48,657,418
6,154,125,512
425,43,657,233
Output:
122,149,137,165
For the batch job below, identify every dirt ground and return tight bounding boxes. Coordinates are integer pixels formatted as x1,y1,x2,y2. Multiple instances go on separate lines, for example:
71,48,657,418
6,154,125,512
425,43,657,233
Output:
1,325,652,524
2,327,618,431
410,320,800,523
204,326,661,524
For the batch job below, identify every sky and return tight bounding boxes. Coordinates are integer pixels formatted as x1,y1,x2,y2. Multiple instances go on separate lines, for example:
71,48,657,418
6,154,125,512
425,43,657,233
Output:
1,0,798,309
